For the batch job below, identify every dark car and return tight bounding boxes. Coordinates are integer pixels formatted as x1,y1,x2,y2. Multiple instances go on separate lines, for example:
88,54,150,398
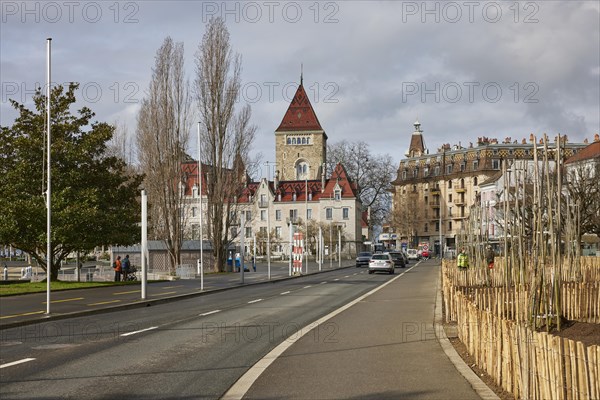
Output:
355,252,372,267
387,251,406,268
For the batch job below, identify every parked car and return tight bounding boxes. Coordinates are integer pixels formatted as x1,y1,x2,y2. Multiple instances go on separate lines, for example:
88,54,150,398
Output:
386,251,406,268
355,252,372,267
406,248,420,260
421,249,430,259
369,253,395,274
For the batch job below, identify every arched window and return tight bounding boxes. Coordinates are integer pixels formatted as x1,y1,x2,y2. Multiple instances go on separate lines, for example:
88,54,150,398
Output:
302,138,306,144
292,138,297,145
287,138,291,145
448,180,453,189
473,177,478,186
306,138,310,145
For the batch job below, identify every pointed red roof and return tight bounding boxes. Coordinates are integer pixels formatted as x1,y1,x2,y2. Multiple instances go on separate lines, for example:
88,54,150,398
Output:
322,163,359,198
276,83,324,132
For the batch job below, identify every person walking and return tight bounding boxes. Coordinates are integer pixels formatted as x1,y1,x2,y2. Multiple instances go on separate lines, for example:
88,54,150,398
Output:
122,254,131,281
457,248,469,270
113,256,122,282
485,246,495,269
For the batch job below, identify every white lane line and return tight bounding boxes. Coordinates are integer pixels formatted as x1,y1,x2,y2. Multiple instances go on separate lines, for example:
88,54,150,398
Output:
120,326,158,337
320,281,327,284
333,278,340,281
199,310,221,317
344,275,350,278
280,291,291,295
247,299,263,304
0,358,36,369
303,285,312,289
222,260,415,400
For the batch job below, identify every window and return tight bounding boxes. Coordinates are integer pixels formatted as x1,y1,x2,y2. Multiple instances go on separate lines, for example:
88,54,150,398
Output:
230,211,237,221
306,138,310,145
424,223,428,232
449,206,453,217
435,221,440,231
326,208,332,220
473,160,479,170
292,192,297,201
192,207,197,217
424,166,429,176
413,168,418,178
334,189,341,201
275,226,282,238
434,166,440,176
259,227,267,235
307,208,312,220
302,138,306,144
449,194,452,203
290,209,298,221
474,177,478,186
245,227,252,238
446,165,453,174
448,221,453,230
260,194,267,207
448,180,453,189
402,170,407,180
261,210,267,221
460,163,465,172
287,138,291,144
275,210,281,221
492,159,500,169
424,196,428,204
230,227,237,237
245,210,251,221
343,208,349,219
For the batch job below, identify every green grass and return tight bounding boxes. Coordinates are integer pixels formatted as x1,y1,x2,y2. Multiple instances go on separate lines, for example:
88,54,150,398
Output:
0,280,142,296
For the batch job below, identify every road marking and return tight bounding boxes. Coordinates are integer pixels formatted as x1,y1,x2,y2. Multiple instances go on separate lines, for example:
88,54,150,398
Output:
113,290,140,295
344,275,350,278
222,259,415,400
247,299,263,304
280,291,291,295
0,358,36,369
88,300,121,306
303,285,312,289
120,326,158,337
42,297,84,304
334,278,340,281
199,310,221,316
151,291,177,297
162,285,184,289
0,311,45,320
320,281,327,284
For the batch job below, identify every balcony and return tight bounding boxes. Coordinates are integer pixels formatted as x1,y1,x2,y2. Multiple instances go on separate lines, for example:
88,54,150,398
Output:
429,201,440,208
258,201,269,208
455,187,466,193
453,198,465,205
431,188,441,195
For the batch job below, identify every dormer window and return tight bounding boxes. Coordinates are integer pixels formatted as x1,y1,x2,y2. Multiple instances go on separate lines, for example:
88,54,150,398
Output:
334,189,341,201
292,192,297,201
308,192,312,201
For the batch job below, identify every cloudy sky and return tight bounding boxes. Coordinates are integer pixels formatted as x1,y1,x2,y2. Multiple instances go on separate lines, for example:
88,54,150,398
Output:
2,1,599,177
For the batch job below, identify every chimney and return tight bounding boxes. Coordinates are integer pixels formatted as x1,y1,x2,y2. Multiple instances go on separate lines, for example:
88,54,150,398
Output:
594,133,599,142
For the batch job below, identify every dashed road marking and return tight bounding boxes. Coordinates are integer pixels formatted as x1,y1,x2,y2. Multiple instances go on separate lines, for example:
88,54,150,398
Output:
0,311,45,320
303,285,312,289
88,300,121,306
42,297,84,304
113,290,140,295
0,358,36,369
248,299,263,304
280,291,291,295
200,310,221,316
120,326,158,337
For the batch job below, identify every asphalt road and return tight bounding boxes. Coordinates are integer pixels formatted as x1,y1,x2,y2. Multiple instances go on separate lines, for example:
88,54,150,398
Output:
0,260,488,400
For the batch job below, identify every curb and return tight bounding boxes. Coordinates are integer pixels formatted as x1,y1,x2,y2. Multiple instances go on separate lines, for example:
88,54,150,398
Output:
434,267,500,400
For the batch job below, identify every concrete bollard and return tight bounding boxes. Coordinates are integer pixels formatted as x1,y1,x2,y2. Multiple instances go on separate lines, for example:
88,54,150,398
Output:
3,266,7,281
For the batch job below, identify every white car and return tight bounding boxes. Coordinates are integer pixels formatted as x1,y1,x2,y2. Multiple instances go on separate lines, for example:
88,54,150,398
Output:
368,253,395,275
406,248,419,260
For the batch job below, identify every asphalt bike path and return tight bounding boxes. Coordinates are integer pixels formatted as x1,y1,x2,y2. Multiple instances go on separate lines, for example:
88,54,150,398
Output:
229,259,498,400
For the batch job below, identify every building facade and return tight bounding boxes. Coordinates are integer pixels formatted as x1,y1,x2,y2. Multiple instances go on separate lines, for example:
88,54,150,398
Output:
389,122,588,256
183,78,367,260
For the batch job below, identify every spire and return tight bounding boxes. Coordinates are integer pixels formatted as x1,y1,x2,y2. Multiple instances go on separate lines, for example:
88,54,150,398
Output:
275,79,323,132
300,63,303,86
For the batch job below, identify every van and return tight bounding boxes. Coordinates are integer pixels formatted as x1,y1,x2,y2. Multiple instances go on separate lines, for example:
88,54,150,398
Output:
406,248,419,260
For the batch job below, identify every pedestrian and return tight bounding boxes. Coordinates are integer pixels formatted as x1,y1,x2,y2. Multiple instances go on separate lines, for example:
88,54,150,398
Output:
122,254,131,281
486,245,495,269
113,256,122,282
252,255,256,272
457,248,469,270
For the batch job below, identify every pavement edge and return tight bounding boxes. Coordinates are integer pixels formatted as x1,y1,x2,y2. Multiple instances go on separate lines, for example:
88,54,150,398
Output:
434,265,500,400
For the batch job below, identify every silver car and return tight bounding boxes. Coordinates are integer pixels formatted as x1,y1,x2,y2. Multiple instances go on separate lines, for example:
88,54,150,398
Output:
368,253,395,275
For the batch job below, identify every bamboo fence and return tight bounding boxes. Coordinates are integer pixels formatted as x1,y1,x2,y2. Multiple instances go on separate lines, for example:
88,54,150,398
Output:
454,291,599,400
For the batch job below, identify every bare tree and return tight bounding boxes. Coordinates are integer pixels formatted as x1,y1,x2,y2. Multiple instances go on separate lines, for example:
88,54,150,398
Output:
565,160,600,238
136,36,192,274
195,18,257,272
327,140,394,229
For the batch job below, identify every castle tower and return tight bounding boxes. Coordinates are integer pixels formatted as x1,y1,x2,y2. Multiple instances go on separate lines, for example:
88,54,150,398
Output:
275,76,327,181
405,119,428,158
